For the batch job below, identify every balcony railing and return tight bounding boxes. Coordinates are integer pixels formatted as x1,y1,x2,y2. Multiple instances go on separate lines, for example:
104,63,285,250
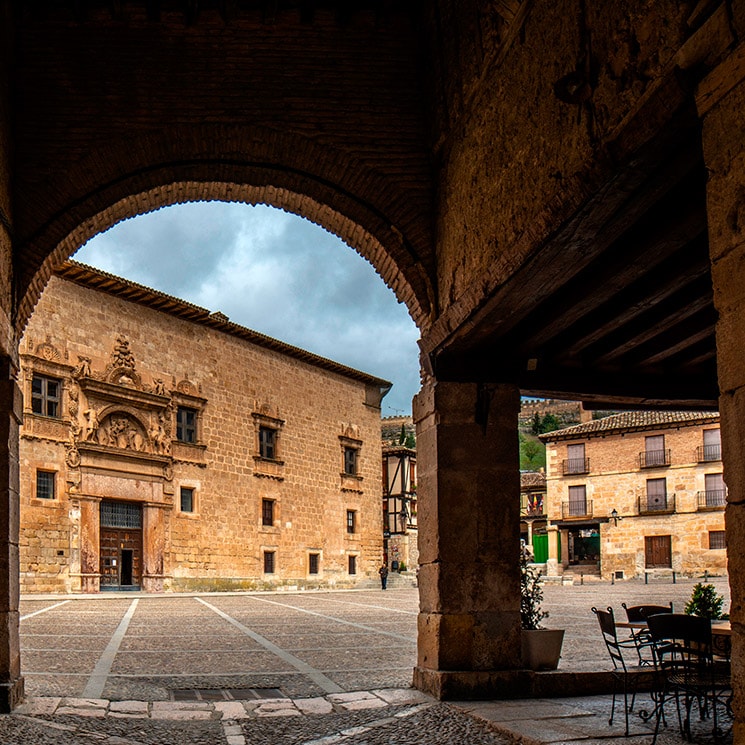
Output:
639,449,671,468
697,444,722,462
562,457,590,475
697,489,726,510
562,499,593,519
638,493,676,515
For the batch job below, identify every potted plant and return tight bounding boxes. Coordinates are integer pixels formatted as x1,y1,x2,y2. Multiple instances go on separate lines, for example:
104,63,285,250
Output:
520,550,565,670
684,582,728,620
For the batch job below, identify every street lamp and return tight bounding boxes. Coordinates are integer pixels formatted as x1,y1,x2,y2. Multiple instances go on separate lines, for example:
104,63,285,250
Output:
610,508,622,526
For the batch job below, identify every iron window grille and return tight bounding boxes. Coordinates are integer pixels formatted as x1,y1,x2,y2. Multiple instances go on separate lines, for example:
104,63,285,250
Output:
346,509,356,533
180,487,194,513
709,530,726,550
100,501,142,529
176,406,197,443
31,374,60,418
259,426,277,459
308,553,320,574
263,551,275,574
343,447,358,476
36,470,55,500
262,499,275,526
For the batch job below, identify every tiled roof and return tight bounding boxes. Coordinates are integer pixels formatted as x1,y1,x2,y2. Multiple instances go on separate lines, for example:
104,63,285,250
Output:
520,471,546,489
538,410,719,442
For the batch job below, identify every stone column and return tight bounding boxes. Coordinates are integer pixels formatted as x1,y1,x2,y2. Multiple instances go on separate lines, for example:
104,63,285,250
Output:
700,53,745,741
413,379,523,699
0,363,23,711
546,524,559,577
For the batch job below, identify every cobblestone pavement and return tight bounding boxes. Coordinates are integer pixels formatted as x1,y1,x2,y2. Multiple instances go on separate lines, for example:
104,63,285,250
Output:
0,576,731,744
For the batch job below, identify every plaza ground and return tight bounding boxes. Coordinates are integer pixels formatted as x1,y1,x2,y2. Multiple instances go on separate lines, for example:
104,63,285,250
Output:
0,575,731,744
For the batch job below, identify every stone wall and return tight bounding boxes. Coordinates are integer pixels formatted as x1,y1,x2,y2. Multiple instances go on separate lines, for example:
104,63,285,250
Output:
19,271,385,593
544,419,727,579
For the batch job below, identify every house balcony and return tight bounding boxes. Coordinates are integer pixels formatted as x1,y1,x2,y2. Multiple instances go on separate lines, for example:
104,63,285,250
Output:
639,449,671,468
697,489,726,510
697,444,722,462
562,457,590,475
561,499,593,519
638,493,676,515
520,500,545,518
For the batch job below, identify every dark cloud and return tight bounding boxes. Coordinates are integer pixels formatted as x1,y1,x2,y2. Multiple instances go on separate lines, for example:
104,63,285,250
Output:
75,203,420,415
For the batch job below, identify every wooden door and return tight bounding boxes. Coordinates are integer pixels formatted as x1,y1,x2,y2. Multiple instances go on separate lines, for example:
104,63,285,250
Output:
645,535,672,568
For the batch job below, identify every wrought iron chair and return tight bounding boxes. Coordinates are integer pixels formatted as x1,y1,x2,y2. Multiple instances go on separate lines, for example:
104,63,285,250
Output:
621,602,673,666
592,606,650,735
647,613,732,744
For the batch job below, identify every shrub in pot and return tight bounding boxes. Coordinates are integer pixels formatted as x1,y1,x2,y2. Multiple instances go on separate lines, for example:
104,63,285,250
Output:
521,550,564,670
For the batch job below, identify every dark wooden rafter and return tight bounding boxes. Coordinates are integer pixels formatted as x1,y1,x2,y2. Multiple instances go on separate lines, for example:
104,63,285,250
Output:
553,247,711,362
506,169,707,360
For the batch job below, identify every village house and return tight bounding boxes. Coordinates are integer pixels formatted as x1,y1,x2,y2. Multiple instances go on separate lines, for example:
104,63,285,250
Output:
540,411,726,581
19,262,388,594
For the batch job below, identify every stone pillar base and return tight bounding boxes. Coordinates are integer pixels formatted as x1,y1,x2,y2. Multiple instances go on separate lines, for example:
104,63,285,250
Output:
0,675,24,713
414,667,652,700
413,667,533,700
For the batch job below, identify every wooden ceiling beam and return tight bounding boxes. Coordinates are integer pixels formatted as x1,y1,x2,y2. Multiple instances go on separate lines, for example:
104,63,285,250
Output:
570,272,712,366
507,180,707,357
606,306,717,368
552,245,710,361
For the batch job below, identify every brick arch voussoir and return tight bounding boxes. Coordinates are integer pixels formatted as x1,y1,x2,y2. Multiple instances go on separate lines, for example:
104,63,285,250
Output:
17,125,436,336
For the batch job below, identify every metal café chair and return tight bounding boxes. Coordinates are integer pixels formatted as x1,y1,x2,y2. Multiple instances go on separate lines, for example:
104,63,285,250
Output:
647,613,732,744
593,606,650,735
621,602,673,666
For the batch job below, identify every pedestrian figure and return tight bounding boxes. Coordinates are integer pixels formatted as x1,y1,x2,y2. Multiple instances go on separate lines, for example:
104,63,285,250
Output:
379,563,389,590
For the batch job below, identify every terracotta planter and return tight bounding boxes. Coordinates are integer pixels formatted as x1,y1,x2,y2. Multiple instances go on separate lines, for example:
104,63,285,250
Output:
521,628,565,671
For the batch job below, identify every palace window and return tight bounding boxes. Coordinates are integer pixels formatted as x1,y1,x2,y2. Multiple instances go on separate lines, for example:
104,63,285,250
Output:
262,499,275,527
176,406,197,443
343,446,358,476
36,470,55,500
348,555,357,575
264,550,276,574
346,509,356,534
180,487,194,513
309,553,320,575
31,374,61,418
259,426,277,460
709,530,726,550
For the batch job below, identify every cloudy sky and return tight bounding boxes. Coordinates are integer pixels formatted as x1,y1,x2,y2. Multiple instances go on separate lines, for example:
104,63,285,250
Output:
74,202,421,416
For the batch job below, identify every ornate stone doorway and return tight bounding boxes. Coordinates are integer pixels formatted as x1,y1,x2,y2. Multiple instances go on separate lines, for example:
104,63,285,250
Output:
99,501,143,591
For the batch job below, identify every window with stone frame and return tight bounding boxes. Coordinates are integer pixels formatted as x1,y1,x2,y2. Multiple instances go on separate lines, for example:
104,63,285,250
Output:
32,374,61,418
252,411,285,464
343,446,358,476
180,486,195,513
308,553,320,575
264,550,276,574
346,509,356,534
348,555,357,575
709,530,726,550
176,406,197,443
259,426,277,460
36,470,56,500
262,498,275,527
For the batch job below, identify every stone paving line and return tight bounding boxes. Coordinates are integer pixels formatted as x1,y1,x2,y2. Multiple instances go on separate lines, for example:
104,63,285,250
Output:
5,689,721,745
9,688,436,745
